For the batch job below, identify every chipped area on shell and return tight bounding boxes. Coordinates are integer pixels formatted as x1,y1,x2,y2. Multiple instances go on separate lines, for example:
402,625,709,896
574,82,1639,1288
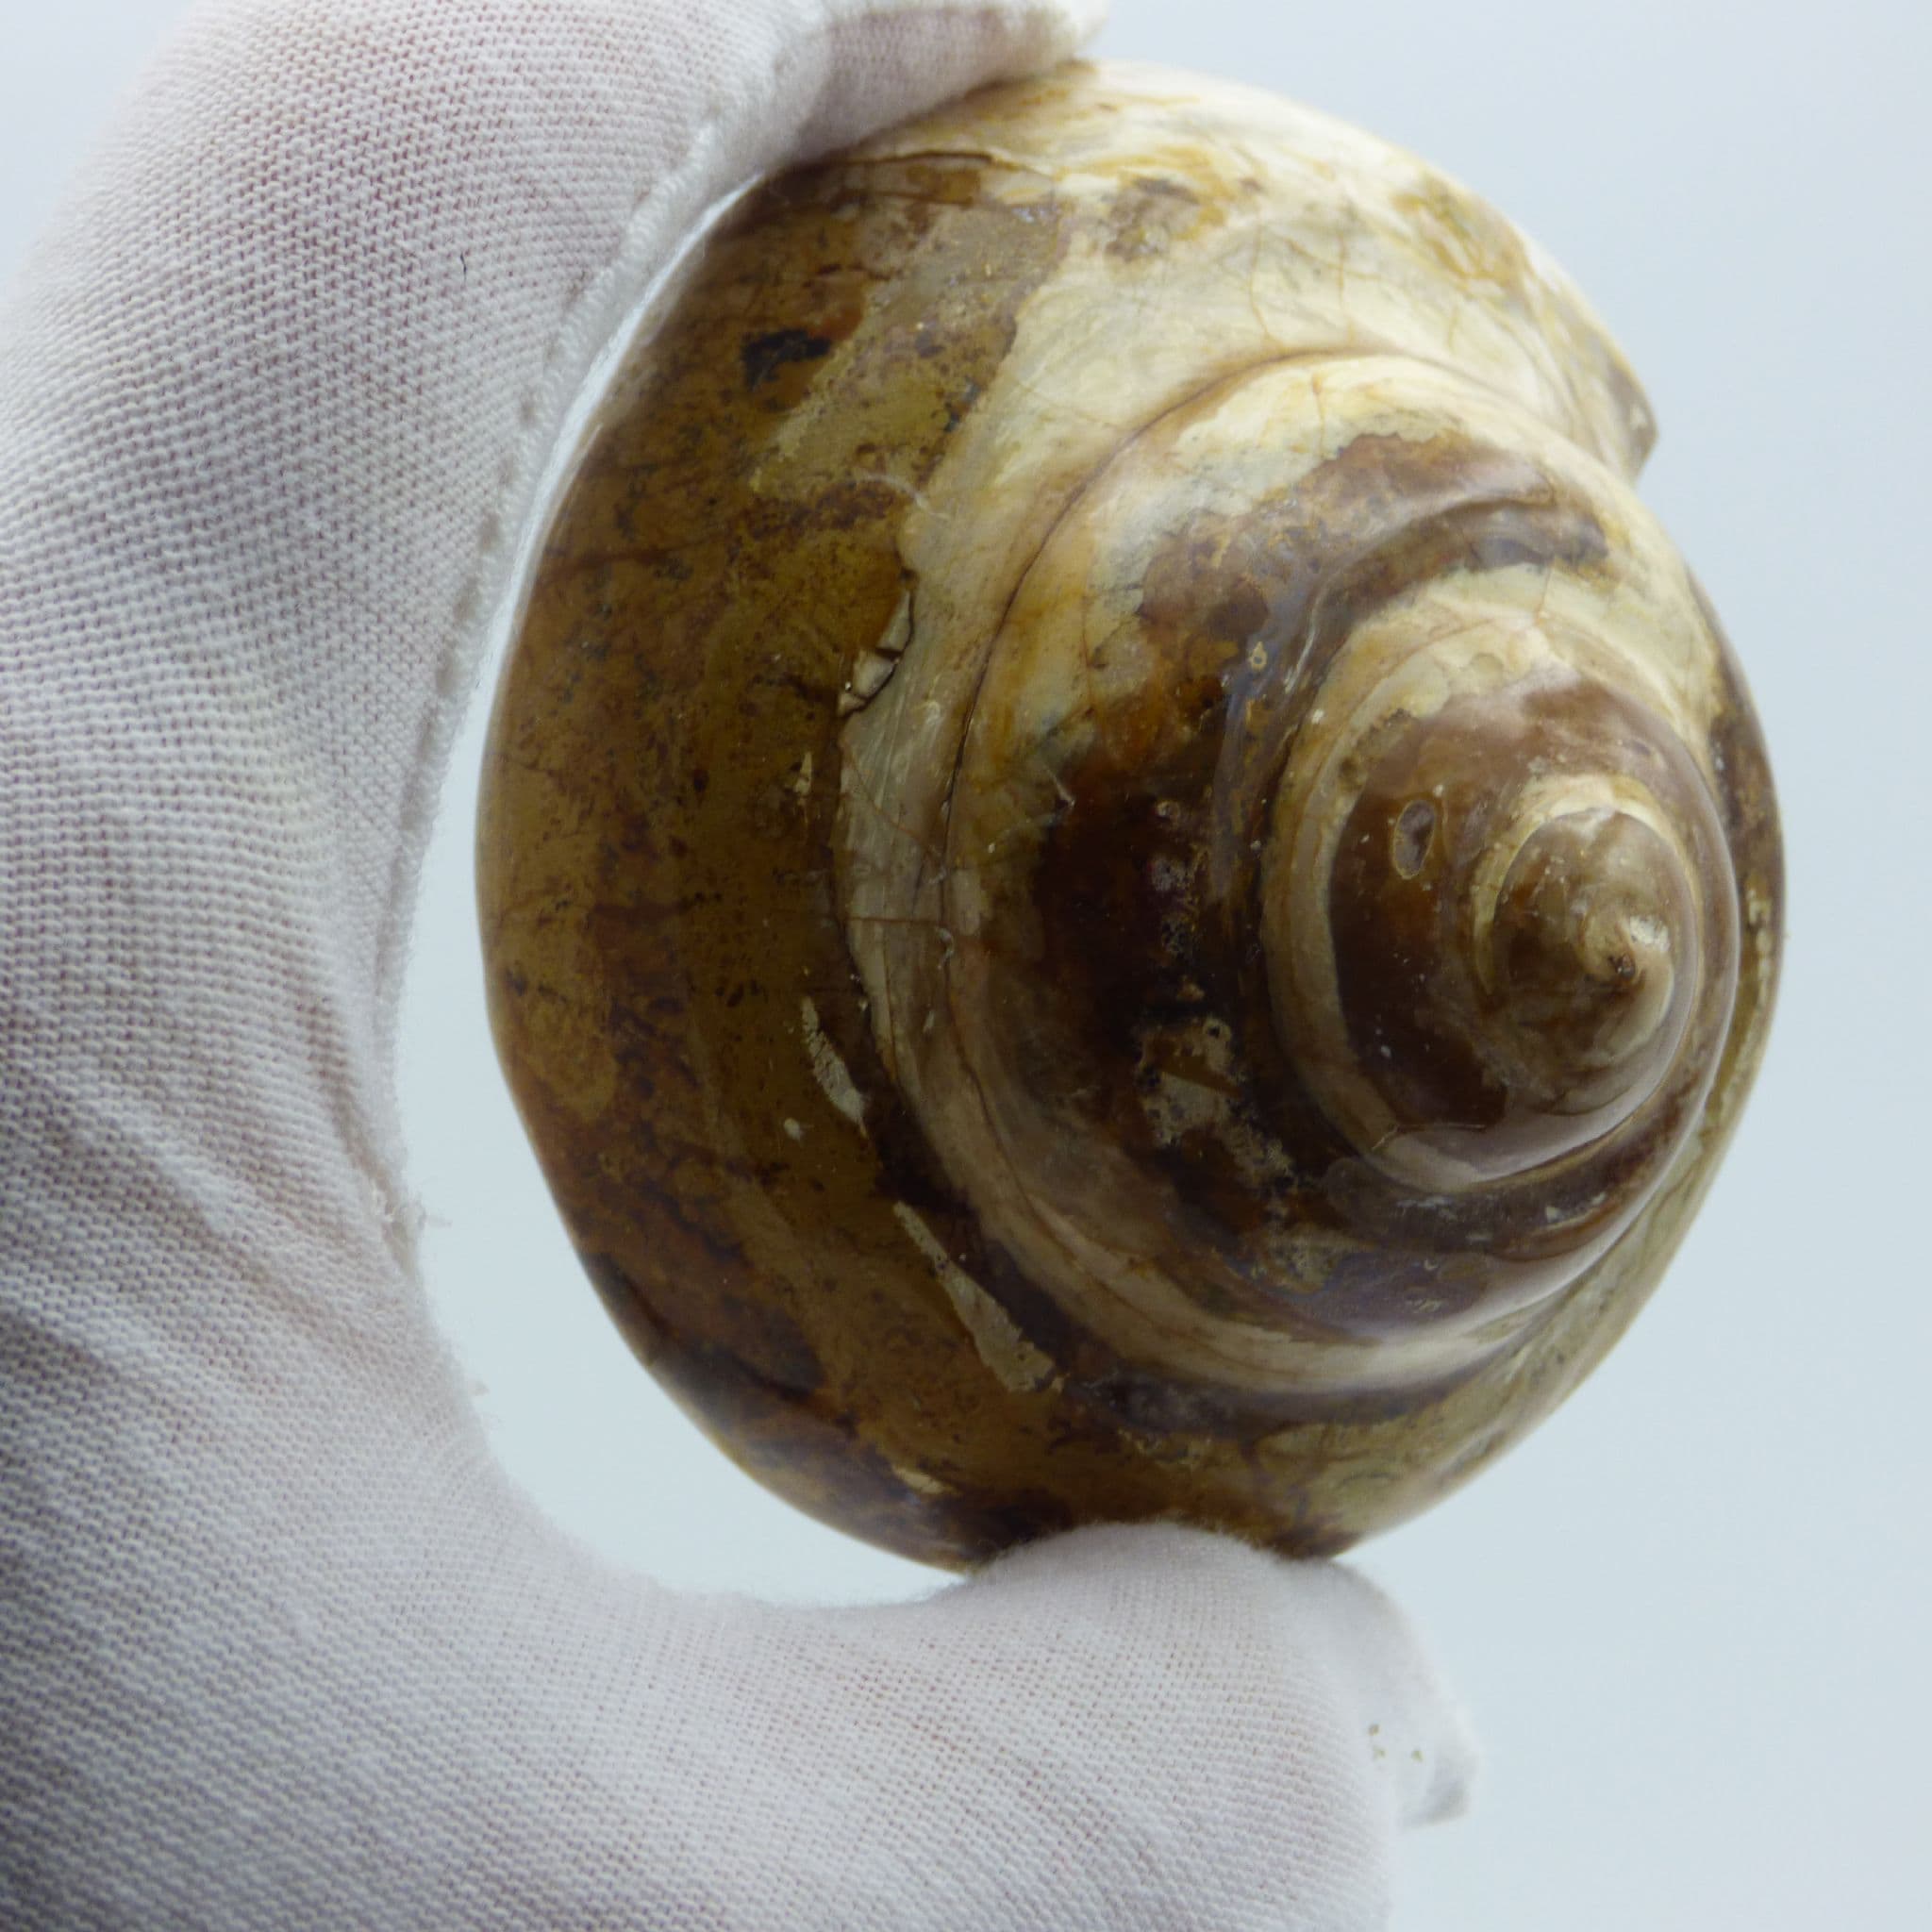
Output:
800,995,868,1131
1138,1014,1239,1144
848,648,900,704
1136,1015,1298,1191
1745,881,1780,1001
890,1459,955,1497
891,1203,1058,1393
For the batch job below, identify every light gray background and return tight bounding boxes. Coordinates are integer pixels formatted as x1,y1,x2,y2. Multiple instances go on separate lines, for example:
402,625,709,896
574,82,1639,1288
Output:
7,4,1926,1927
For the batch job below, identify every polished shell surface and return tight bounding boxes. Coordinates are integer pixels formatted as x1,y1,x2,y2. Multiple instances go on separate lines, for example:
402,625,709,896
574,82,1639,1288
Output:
476,62,1781,1566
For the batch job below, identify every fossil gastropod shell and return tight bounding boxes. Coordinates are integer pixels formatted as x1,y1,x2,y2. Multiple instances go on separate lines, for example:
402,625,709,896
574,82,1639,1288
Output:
476,62,1782,1565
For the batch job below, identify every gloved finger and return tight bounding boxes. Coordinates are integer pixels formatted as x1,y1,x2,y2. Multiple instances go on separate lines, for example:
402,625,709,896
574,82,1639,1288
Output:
801,1522,1479,1928
1266,1556,1481,1829
964,1524,1480,1838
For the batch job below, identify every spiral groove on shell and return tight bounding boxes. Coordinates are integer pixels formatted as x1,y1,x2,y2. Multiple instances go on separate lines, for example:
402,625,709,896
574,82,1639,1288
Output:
477,64,1782,1563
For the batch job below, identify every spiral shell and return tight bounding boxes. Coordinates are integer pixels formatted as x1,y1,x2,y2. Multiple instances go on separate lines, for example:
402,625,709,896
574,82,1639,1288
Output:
477,63,1782,1563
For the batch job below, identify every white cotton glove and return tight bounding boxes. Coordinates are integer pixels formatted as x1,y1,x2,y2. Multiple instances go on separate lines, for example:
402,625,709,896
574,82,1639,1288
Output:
0,3,1478,1925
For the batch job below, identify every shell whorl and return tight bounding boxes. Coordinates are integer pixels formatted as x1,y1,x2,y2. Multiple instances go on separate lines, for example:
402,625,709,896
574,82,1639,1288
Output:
833,141,1740,1403
476,61,1782,1564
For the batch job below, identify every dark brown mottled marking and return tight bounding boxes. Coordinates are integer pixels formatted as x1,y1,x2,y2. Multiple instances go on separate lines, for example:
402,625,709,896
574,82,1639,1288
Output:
741,326,834,391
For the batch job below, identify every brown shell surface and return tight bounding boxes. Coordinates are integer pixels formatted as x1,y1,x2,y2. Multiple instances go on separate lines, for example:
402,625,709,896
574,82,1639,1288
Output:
476,63,1782,1566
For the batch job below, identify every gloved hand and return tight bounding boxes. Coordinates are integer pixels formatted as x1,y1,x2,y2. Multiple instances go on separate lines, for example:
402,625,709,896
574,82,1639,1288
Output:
0,3,1478,1925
